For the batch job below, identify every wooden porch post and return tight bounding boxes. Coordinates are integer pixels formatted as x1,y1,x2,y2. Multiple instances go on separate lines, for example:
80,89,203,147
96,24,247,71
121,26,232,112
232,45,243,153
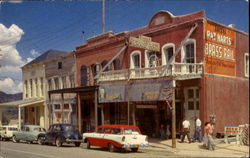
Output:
127,101,130,125
77,93,82,132
172,80,176,148
101,105,104,125
95,90,98,128
132,104,136,125
18,106,21,130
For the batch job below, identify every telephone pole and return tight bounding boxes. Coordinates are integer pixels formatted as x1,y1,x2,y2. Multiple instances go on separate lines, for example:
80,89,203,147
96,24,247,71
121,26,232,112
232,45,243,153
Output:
102,0,105,33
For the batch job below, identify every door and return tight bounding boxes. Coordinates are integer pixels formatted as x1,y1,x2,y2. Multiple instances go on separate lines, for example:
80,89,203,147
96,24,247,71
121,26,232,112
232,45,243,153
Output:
184,87,200,137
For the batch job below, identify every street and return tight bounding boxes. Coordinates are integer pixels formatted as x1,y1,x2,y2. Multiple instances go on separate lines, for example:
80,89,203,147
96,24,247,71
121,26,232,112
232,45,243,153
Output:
0,141,175,158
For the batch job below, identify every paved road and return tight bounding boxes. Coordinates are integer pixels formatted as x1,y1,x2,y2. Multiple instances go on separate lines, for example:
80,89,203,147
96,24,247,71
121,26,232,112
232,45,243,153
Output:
0,141,175,158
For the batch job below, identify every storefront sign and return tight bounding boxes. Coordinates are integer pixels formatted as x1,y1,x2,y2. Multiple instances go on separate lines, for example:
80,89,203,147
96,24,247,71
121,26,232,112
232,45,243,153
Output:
98,79,173,103
129,35,160,52
204,20,236,76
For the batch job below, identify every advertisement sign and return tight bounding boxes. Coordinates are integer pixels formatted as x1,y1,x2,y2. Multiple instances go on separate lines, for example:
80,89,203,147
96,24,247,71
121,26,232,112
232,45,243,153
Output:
204,20,236,76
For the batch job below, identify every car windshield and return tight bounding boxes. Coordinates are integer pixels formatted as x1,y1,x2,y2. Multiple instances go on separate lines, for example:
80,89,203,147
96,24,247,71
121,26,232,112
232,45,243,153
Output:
124,128,140,134
62,125,75,131
33,127,46,132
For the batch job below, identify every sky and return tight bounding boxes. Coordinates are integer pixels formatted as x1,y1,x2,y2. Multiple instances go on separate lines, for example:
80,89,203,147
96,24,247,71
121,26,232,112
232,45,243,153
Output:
0,0,249,94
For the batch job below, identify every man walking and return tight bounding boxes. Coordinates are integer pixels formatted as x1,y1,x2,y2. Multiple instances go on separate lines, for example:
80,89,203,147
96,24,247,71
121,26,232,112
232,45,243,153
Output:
193,117,202,142
181,117,192,143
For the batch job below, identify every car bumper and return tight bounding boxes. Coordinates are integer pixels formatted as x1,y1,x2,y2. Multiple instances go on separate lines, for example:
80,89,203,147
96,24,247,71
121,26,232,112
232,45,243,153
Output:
121,143,149,149
65,138,82,143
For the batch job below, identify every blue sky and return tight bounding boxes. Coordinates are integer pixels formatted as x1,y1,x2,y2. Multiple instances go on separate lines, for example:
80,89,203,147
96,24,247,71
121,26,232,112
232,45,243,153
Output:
0,0,249,94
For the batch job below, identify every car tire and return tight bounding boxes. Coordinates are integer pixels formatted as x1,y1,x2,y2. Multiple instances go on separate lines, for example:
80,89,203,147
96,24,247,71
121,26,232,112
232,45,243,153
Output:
55,138,62,147
87,140,91,149
38,137,44,145
131,148,138,152
75,142,81,147
12,136,19,143
108,143,115,152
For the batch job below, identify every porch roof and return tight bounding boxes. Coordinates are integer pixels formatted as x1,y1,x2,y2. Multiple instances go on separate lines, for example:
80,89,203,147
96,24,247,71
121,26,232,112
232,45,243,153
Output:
0,98,44,108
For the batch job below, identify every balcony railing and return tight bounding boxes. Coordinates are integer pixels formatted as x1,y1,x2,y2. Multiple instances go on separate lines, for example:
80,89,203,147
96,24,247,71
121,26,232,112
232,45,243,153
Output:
98,63,203,82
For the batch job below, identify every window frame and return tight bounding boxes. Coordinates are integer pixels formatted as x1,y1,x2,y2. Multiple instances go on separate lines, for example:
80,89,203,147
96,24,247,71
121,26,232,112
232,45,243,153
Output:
130,50,141,69
162,43,175,65
181,39,196,63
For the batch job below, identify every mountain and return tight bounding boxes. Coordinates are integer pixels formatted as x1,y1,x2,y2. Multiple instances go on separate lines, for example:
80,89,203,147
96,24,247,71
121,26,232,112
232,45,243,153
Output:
0,91,22,103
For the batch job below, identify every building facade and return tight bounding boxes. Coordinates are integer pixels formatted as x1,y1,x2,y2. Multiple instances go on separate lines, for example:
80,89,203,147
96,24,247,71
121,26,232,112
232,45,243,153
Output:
75,10,249,137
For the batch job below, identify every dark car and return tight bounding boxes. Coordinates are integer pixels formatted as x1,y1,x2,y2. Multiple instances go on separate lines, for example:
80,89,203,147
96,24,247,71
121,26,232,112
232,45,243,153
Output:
38,124,82,147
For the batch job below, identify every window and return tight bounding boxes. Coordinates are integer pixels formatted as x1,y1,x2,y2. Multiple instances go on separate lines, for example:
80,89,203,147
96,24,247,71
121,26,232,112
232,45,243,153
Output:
54,104,61,110
186,43,195,63
145,51,160,68
25,127,30,132
97,128,103,133
25,80,28,98
62,76,67,89
80,65,89,86
30,79,33,97
104,128,110,133
186,88,200,110
64,104,70,109
48,79,52,91
54,77,59,90
111,128,121,134
245,53,249,77
162,43,175,65
130,51,141,69
58,62,62,69
40,78,43,96
124,128,139,135
35,78,38,97
69,75,75,88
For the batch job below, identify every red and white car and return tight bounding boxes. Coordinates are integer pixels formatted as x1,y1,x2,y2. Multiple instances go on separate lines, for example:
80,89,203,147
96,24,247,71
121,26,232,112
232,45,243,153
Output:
82,125,149,152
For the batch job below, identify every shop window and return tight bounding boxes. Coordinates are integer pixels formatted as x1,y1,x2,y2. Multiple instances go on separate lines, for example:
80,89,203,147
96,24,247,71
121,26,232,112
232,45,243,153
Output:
245,53,249,77
196,101,199,110
188,89,194,98
196,89,199,98
188,101,194,110
64,104,70,109
54,104,61,110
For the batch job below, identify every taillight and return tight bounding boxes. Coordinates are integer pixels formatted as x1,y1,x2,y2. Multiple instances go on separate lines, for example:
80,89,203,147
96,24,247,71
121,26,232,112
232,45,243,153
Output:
122,136,125,142
145,136,148,142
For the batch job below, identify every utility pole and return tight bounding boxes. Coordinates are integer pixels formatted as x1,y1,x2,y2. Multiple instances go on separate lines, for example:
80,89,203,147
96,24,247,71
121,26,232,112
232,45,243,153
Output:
171,79,176,148
102,0,105,33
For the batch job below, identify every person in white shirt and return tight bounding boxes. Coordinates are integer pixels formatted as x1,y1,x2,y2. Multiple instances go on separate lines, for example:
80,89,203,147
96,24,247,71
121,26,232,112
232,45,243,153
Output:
180,117,191,143
192,117,202,142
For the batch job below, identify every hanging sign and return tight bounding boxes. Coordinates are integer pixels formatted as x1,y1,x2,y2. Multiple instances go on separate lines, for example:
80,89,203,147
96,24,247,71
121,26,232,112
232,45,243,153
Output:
204,20,236,76
129,35,160,52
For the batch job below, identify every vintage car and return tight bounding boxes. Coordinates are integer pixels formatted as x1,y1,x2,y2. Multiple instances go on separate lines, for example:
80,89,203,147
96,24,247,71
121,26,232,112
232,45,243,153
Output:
12,125,46,144
38,123,82,147
82,125,149,152
0,125,18,141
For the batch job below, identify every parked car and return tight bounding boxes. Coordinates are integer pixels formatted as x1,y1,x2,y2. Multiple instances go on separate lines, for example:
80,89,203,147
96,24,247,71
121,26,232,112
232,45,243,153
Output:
38,123,82,147
82,124,149,152
0,125,18,141
12,125,46,144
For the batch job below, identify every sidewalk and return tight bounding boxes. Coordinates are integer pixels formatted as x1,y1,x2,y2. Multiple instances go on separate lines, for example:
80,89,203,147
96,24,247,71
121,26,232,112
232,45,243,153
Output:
148,138,249,157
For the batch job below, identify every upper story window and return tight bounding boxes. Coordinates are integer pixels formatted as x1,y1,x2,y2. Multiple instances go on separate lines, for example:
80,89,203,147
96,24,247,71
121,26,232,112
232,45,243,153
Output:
40,77,43,96
80,65,89,86
54,77,59,90
145,51,160,68
58,62,62,69
30,79,33,97
130,51,141,69
48,79,52,91
25,80,28,98
162,43,175,65
183,39,196,63
35,78,38,97
69,75,75,88
245,53,249,77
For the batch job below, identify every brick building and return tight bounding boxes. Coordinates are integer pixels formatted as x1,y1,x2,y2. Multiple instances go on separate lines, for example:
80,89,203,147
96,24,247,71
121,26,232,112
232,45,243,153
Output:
75,10,248,137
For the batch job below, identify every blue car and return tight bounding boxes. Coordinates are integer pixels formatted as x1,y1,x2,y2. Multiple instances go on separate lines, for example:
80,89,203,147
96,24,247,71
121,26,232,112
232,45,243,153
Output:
38,123,82,147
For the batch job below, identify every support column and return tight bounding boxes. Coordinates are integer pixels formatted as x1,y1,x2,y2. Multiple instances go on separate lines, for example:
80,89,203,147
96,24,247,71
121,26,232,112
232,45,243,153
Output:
127,101,130,125
18,106,21,130
77,93,82,132
132,104,136,125
101,105,104,125
95,90,98,128
172,80,176,148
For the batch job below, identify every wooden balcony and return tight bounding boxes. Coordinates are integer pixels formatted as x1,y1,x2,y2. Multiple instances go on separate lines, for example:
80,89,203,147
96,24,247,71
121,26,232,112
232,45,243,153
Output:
98,63,203,82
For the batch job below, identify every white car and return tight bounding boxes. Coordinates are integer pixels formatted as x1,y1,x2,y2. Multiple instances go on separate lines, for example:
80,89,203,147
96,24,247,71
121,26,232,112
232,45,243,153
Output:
0,125,18,141
82,124,149,152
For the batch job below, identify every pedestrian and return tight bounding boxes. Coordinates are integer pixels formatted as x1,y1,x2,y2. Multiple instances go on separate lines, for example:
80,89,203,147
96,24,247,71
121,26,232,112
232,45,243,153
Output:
166,124,171,139
180,117,192,143
192,117,202,142
207,122,215,150
203,121,210,148
160,124,166,140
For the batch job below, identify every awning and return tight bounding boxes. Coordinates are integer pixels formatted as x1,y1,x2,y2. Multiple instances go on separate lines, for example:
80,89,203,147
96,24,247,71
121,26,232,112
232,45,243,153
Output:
0,98,44,108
